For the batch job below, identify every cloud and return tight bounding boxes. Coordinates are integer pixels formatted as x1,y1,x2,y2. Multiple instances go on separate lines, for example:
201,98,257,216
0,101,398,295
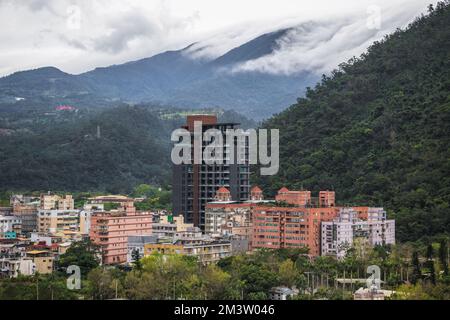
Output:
0,0,438,77
229,1,434,75
91,12,160,54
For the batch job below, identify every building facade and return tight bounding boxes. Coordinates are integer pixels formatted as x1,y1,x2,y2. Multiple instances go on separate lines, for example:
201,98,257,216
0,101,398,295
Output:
0,216,22,238
40,193,74,210
26,250,54,274
321,208,396,259
89,201,152,265
144,239,232,265
205,202,252,236
152,215,194,238
13,205,37,236
127,235,158,263
37,210,82,235
172,115,250,229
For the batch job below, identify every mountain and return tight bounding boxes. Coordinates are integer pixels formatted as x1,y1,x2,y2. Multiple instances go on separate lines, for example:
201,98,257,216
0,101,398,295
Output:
254,1,450,243
211,29,289,66
0,67,90,101
0,28,317,119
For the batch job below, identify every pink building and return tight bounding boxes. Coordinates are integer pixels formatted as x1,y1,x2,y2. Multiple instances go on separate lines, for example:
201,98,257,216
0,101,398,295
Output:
89,199,152,264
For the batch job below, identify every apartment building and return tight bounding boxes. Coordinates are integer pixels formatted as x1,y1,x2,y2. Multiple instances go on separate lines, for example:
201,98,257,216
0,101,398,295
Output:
0,215,22,238
205,186,270,253
183,240,232,265
144,237,232,265
205,200,253,237
0,258,35,278
251,187,340,255
10,194,40,207
12,205,37,235
89,201,152,265
321,208,396,259
252,205,339,256
0,207,12,216
144,241,184,256
40,193,74,210
152,215,194,237
26,250,54,274
127,235,158,263
172,115,250,229
37,210,82,236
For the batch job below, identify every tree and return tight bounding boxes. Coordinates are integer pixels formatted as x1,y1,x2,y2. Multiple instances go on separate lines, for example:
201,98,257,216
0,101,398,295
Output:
139,253,199,299
87,268,120,300
279,259,298,288
425,244,436,284
411,251,421,285
57,239,100,277
201,264,232,300
131,249,142,271
394,283,431,300
438,239,449,276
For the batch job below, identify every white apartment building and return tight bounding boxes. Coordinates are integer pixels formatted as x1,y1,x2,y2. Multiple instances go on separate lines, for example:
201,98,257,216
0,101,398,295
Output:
204,205,252,236
0,258,35,278
0,215,22,235
321,208,395,259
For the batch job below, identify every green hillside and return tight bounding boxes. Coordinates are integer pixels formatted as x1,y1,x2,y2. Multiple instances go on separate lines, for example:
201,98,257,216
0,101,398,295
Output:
0,106,173,193
0,104,256,194
255,1,450,242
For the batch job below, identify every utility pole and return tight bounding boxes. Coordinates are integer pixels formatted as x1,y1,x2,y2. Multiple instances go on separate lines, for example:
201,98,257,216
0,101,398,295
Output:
406,266,409,283
343,268,346,300
36,277,39,300
335,271,338,290
343,269,346,290
447,241,449,273
173,280,176,300
350,271,353,292
115,280,118,299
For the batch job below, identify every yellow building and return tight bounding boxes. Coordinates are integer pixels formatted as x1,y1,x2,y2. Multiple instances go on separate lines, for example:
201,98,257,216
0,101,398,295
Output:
152,215,195,237
26,250,54,274
143,240,231,265
144,243,184,256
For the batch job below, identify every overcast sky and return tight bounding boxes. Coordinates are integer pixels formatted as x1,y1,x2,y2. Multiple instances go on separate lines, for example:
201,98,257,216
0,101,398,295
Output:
0,0,437,77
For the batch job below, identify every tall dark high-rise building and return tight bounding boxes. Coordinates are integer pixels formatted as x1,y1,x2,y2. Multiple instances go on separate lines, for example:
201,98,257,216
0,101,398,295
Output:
172,115,250,229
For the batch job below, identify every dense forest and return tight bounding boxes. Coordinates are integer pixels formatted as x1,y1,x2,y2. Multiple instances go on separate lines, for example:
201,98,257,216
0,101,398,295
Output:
0,106,172,193
0,104,255,193
255,1,450,243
